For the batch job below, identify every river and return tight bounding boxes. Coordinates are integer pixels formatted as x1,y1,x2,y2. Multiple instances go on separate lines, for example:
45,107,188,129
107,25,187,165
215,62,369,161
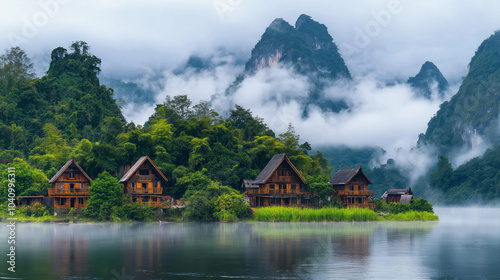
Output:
0,207,499,279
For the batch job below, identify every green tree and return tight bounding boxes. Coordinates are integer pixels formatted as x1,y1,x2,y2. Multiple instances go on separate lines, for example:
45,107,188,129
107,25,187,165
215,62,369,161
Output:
0,158,49,201
0,47,35,90
430,155,453,190
84,171,123,220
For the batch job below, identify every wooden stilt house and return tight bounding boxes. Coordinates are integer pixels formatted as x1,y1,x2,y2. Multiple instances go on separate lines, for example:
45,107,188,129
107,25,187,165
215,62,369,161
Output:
119,156,168,206
243,153,307,207
48,159,91,209
329,165,375,209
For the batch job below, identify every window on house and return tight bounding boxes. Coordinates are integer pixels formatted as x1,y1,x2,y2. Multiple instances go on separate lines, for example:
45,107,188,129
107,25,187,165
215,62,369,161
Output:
142,183,148,188
139,169,149,176
78,198,84,205
291,184,296,190
270,184,275,190
349,185,354,191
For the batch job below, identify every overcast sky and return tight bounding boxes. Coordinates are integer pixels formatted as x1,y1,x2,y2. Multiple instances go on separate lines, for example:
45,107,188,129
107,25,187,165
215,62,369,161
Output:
2,0,500,166
3,0,500,81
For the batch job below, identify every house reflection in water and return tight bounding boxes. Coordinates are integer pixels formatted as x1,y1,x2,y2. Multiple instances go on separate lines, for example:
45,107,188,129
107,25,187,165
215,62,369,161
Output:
51,226,89,277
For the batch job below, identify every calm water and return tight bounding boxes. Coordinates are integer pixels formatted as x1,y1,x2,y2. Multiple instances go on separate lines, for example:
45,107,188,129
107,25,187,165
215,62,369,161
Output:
1,208,499,280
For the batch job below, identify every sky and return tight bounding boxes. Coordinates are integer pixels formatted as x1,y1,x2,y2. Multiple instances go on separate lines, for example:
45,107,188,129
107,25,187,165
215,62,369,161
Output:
2,0,500,168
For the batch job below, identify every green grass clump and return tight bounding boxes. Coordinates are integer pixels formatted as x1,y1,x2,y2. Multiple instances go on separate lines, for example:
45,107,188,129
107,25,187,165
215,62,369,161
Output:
253,207,381,222
383,211,439,221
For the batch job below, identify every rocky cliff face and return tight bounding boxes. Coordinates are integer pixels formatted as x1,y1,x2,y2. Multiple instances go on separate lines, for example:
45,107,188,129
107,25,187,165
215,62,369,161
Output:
245,15,351,79
407,61,449,99
418,31,500,155
227,14,351,116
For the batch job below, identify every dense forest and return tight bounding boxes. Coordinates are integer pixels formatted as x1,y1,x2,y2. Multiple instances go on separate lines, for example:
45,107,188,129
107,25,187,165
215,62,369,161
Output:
0,42,333,216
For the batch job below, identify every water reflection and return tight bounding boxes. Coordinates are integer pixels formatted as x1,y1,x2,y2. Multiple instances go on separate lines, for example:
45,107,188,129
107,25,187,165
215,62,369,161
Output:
0,217,448,279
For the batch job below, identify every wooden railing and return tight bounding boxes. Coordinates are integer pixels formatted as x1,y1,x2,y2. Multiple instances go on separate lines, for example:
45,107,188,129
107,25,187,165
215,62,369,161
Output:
336,190,374,196
48,188,89,196
127,187,162,195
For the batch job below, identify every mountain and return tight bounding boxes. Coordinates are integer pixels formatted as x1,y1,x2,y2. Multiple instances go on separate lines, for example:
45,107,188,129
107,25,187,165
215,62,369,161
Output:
227,14,351,116
245,15,351,79
100,77,156,106
418,31,500,155
407,61,449,99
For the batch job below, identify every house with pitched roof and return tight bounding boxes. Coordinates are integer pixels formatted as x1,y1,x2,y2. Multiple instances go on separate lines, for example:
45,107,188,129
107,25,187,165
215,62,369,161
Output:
380,187,414,203
329,165,375,209
119,156,168,206
48,159,92,209
242,153,308,207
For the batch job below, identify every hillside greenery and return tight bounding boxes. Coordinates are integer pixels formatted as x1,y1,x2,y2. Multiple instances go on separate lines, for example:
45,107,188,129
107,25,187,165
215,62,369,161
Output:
0,44,333,221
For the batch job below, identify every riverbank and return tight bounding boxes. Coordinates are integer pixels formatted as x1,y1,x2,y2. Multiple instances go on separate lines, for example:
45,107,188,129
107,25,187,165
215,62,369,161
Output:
2,207,438,223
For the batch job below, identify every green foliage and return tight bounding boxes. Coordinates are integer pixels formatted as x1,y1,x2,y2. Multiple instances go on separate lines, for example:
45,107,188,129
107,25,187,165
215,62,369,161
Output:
0,158,50,201
429,146,500,204
373,198,390,213
411,198,434,213
253,206,380,222
419,31,500,154
388,198,434,214
18,202,50,217
384,211,439,221
84,171,123,220
215,193,252,222
183,183,252,222
389,202,411,214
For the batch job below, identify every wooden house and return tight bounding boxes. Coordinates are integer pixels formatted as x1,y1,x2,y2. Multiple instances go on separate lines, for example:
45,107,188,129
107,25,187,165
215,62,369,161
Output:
243,153,307,207
119,156,168,206
329,166,375,209
48,159,91,209
380,187,414,203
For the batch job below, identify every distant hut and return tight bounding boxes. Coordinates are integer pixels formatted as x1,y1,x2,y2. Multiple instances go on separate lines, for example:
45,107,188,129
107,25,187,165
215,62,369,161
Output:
380,187,414,203
329,165,375,209
242,153,307,207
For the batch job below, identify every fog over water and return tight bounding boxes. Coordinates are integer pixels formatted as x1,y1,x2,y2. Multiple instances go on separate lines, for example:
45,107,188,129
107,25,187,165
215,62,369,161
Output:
1,208,499,279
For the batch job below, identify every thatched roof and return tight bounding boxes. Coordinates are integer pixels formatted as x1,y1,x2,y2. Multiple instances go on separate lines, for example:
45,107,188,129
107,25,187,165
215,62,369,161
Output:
49,159,91,183
329,165,372,185
119,156,168,183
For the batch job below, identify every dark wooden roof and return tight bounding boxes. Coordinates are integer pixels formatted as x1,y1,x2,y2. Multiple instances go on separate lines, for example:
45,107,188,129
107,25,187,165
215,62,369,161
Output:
252,153,306,185
386,187,413,195
329,165,372,185
119,156,168,183
49,159,92,183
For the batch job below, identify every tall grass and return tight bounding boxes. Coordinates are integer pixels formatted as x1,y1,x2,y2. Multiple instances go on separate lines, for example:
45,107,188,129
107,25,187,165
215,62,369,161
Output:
253,207,381,222
383,211,439,221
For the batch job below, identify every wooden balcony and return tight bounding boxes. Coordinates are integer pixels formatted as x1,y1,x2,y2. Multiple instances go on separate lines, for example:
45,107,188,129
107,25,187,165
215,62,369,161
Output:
48,188,89,196
127,187,162,195
336,190,374,196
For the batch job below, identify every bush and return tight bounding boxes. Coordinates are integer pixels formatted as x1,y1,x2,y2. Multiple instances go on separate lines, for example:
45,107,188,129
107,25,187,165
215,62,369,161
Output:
19,202,49,217
411,198,434,213
390,202,411,214
373,198,390,212
183,183,252,222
